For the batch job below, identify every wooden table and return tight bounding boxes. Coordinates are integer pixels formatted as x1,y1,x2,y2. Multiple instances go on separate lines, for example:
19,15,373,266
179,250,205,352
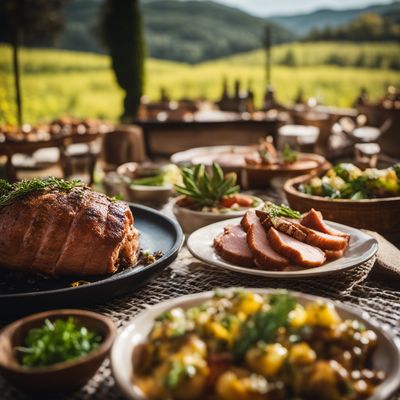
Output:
134,118,283,158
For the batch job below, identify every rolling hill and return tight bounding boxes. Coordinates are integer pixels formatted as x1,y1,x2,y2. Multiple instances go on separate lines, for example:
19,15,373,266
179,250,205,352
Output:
58,0,294,64
268,1,400,36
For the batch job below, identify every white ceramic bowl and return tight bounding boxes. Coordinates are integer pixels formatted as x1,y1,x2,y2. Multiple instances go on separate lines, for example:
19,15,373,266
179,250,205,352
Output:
126,183,173,205
111,288,400,400
172,196,263,234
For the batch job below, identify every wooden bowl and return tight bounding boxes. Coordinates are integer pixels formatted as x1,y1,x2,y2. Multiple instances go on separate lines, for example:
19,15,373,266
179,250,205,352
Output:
242,153,327,190
284,174,400,239
0,309,116,393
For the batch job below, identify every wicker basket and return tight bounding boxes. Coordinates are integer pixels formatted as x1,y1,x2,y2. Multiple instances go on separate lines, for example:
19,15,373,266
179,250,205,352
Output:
284,174,400,239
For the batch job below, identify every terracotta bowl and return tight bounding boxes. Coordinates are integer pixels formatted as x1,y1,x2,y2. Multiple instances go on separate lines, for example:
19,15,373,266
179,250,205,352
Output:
0,309,116,393
284,174,400,239
242,153,328,190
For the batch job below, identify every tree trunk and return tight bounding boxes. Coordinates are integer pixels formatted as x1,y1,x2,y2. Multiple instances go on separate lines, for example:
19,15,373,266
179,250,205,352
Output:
13,0,23,129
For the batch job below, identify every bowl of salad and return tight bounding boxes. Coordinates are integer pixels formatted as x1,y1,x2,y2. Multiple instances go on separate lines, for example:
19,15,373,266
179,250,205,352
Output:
116,162,182,205
0,309,116,393
173,163,263,234
284,163,400,237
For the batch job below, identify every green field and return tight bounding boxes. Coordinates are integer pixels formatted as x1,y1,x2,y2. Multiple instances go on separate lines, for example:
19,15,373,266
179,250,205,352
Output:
1,42,399,124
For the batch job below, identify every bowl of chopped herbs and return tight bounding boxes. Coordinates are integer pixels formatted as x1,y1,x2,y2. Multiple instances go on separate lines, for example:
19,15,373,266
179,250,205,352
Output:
0,309,116,393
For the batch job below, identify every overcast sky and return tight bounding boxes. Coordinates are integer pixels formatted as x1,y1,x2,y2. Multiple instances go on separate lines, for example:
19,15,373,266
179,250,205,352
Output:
212,0,394,16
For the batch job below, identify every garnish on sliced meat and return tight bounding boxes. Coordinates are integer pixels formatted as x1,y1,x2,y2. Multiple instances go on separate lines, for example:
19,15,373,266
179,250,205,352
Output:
214,225,255,267
267,228,326,268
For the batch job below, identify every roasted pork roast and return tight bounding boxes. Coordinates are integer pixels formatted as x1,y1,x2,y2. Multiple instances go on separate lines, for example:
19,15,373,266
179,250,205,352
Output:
0,187,139,276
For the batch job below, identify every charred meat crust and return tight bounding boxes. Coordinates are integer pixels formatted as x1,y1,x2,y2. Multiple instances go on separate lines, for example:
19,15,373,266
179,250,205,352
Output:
0,188,139,276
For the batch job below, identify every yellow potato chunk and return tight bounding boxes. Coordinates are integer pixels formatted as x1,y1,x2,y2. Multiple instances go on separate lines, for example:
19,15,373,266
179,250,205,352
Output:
288,342,317,365
216,370,269,400
245,343,288,377
235,292,264,316
305,302,341,327
289,304,307,328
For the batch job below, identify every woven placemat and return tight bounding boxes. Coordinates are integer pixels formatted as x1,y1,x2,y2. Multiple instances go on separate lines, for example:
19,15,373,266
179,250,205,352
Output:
2,247,399,400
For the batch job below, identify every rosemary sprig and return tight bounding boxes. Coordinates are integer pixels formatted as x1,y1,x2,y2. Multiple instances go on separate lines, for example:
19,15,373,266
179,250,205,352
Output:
263,202,301,219
0,177,85,206
174,163,240,208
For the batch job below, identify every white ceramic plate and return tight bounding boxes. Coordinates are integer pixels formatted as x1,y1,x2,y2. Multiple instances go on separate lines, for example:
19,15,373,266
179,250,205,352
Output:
111,289,400,400
187,218,378,278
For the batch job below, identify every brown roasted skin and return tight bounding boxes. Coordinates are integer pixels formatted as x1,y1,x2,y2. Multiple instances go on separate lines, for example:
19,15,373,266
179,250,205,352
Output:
0,188,139,276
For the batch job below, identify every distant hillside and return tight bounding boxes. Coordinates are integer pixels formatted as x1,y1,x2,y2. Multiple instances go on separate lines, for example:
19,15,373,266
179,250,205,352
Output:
141,0,294,63
57,0,294,64
269,1,400,36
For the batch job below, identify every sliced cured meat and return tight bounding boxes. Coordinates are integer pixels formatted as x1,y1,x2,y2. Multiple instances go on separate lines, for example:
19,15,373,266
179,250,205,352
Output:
291,221,348,251
267,228,326,268
325,249,344,260
241,210,259,232
258,212,348,251
214,225,255,267
301,209,350,241
247,221,289,269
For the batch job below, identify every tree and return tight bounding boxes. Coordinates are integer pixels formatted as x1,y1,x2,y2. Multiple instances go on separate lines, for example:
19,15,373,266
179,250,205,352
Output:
101,0,145,121
0,0,67,127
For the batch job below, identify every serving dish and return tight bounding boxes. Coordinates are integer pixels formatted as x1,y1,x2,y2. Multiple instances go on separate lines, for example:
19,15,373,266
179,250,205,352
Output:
284,174,400,238
170,145,255,168
173,195,263,234
113,162,179,205
0,204,183,317
111,288,400,400
187,217,377,278
242,153,327,189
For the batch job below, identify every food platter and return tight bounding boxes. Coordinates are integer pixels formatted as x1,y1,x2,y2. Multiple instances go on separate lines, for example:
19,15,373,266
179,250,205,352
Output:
187,217,378,278
0,204,183,317
111,289,400,400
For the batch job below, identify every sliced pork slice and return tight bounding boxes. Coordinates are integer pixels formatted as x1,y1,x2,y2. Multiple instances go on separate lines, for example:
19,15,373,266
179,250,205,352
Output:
325,249,344,260
214,225,255,267
291,221,348,251
267,227,326,268
241,210,259,232
247,222,289,269
258,212,347,251
301,209,350,241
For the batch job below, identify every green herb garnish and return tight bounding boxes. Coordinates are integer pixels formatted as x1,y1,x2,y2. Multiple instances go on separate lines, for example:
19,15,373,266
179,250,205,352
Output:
174,163,239,208
165,360,196,389
132,174,165,186
0,177,85,206
282,144,299,163
16,317,102,367
263,202,301,219
233,293,296,359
